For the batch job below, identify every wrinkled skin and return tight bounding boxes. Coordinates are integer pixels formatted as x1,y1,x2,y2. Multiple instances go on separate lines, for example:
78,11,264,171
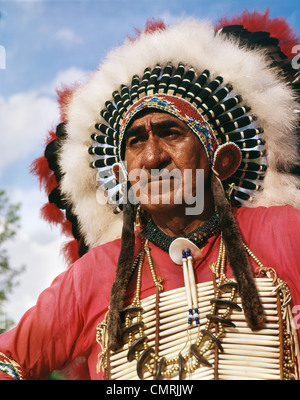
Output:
124,111,214,237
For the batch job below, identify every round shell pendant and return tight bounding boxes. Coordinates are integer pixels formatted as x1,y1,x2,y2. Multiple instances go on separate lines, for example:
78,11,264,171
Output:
169,237,202,265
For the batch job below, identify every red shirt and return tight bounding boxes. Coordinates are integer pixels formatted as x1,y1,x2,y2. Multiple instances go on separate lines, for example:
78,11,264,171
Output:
0,205,299,379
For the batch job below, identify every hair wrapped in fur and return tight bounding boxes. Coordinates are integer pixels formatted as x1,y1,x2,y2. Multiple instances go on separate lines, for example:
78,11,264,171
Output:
211,172,265,330
107,197,137,351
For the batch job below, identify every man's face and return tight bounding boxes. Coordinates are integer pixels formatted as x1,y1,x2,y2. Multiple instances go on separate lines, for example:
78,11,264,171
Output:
124,111,210,215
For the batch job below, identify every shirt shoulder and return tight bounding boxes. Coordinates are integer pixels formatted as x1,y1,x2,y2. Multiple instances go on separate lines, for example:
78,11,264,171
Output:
69,238,122,296
236,204,300,233
235,204,300,278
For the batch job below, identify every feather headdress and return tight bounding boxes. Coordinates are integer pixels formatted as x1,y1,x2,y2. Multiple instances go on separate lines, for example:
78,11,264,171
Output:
31,12,299,261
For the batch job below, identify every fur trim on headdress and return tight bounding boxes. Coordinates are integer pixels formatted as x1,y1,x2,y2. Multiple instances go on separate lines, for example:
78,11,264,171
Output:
59,16,300,251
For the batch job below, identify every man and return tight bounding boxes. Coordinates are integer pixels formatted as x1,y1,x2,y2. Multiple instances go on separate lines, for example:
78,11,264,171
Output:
0,10,300,380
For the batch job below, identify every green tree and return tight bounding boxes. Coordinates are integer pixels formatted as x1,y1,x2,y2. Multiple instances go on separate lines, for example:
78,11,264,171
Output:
0,190,25,332
0,190,63,379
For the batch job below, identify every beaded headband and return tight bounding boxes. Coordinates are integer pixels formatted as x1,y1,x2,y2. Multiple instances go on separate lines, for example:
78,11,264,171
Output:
89,63,264,212
119,94,219,161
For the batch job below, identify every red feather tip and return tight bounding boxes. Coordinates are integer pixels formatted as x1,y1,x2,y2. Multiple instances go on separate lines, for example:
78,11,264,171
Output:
215,9,299,58
40,202,65,225
56,86,76,122
44,174,58,196
45,130,57,145
60,219,73,237
130,17,166,41
30,156,52,190
143,17,166,34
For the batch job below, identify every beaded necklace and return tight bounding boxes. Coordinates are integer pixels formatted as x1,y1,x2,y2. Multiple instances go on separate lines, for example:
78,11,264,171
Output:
142,211,220,253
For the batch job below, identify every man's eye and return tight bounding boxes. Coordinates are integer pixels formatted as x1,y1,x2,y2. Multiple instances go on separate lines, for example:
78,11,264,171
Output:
128,137,145,146
162,130,180,139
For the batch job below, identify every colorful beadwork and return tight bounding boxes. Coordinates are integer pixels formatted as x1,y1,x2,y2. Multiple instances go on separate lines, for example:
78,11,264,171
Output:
119,94,218,162
143,210,220,253
0,352,24,380
213,142,242,181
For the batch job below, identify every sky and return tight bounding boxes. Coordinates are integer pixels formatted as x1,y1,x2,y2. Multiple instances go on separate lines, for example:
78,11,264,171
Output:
0,0,299,325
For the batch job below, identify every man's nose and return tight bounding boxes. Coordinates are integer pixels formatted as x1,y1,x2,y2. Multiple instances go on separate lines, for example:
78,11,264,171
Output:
141,137,170,171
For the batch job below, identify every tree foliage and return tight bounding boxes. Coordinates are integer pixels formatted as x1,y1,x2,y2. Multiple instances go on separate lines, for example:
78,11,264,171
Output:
0,190,25,302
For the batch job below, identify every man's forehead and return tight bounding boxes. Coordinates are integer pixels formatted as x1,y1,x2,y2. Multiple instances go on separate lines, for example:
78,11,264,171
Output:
125,110,188,134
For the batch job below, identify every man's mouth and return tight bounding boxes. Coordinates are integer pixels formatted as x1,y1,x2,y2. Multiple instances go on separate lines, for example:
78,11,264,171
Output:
138,169,179,186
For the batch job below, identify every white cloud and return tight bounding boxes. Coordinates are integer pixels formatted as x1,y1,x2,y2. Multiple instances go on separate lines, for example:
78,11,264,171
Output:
0,92,60,176
0,67,90,178
4,232,65,324
41,67,90,95
54,28,84,48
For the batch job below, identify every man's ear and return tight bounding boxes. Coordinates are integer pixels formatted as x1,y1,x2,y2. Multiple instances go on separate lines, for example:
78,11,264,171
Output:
112,162,127,184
